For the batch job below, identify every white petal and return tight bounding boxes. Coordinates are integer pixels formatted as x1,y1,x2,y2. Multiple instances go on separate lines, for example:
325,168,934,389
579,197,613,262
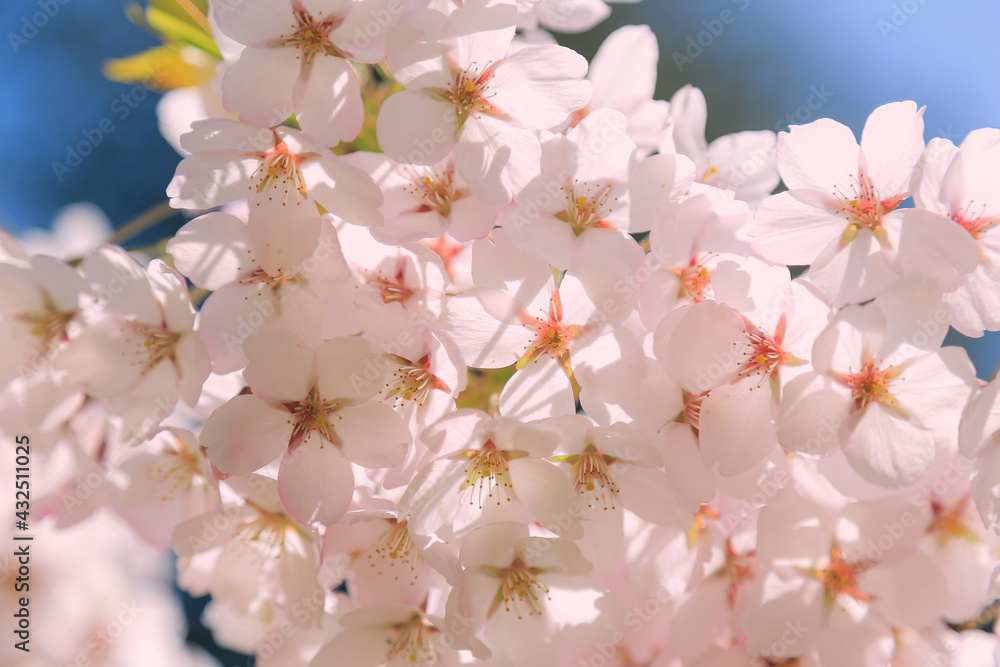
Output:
221,47,299,126
279,432,355,524
334,402,411,468
243,330,316,401
840,402,935,487
201,395,292,474
295,56,364,146
508,458,583,539
376,91,456,166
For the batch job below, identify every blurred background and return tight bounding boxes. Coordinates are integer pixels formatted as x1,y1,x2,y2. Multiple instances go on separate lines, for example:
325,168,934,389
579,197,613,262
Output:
0,0,997,662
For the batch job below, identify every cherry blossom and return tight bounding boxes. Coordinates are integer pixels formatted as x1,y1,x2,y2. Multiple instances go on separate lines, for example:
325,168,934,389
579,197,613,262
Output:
377,0,592,205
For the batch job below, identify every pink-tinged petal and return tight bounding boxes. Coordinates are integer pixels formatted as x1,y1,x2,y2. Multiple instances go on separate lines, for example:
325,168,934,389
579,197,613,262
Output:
334,402,411,468
175,332,212,407
316,336,385,402
858,101,924,197
699,377,779,476
740,573,825,658
211,0,293,45
777,117,860,193
776,372,853,456
840,402,935,487
959,380,1000,458
669,84,708,159
629,153,696,230
460,521,529,568
442,0,516,67
443,290,533,368
883,209,979,292
860,551,949,629
197,284,270,373
943,128,1000,217
309,629,392,667
247,207,322,277
913,137,957,212
811,303,886,374
756,492,834,563
893,347,976,441
535,0,609,33
447,194,501,242
590,25,657,111
498,357,575,421
398,456,469,536
177,118,274,153
455,115,541,207
301,156,384,227
201,395,293,474
53,320,145,397
221,47,299,126
615,465,691,529
167,212,254,290
384,8,448,88
873,274,949,357
27,255,89,312
243,330,316,401
748,191,842,266
376,91,457,166
327,0,397,63
946,260,1000,337
489,45,592,130
279,431,355,524
654,301,746,393
171,507,249,557
147,260,196,331
80,245,159,322
295,56,364,147
805,228,898,307
569,108,634,181
503,210,575,270
167,151,262,209
507,458,583,539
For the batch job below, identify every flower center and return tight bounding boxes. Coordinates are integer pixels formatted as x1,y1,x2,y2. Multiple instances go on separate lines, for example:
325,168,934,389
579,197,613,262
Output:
517,289,581,369
674,258,713,303
952,210,999,241
444,66,497,126
493,558,548,619
404,167,459,217
837,360,901,411
685,504,719,548
928,496,981,546
815,546,871,606
124,322,181,376
368,520,420,584
461,441,514,507
711,538,757,609
834,173,903,245
234,502,300,559
364,259,414,304
276,6,344,65
148,437,203,502
252,137,309,206
19,301,75,361
380,354,450,407
288,387,341,446
569,444,619,510
676,390,707,436
556,181,617,236
387,614,438,664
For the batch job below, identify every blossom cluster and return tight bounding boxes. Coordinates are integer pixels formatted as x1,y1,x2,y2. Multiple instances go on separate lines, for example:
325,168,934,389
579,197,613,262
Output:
4,0,1000,665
